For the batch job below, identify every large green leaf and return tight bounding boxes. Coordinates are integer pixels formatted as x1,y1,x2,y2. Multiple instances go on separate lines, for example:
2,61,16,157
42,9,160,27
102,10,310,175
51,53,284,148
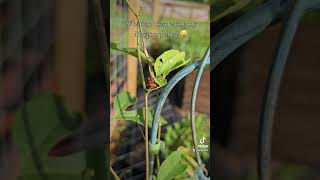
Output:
113,91,167,127
13,93,87,180
157,151,188,180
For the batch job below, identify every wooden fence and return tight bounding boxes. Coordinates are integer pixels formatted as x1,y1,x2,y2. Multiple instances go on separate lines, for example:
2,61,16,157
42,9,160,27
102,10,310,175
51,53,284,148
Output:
141,0,210,21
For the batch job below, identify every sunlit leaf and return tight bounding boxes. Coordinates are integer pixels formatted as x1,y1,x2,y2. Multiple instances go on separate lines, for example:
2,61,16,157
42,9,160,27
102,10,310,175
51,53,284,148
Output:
157,151,188,180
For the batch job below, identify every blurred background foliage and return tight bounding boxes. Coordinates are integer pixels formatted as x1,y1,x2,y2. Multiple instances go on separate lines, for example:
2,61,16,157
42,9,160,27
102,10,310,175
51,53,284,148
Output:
163,114,210,161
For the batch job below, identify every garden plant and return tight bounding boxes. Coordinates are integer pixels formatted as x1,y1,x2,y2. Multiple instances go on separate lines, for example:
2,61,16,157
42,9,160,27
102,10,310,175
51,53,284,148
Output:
110,0,210,179
9,0,320,180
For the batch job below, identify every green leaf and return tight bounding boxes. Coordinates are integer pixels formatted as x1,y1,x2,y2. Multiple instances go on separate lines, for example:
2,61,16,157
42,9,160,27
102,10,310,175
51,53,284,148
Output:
110,41,154,63
113,91,167,127
13,93,87,180
157,151,188,180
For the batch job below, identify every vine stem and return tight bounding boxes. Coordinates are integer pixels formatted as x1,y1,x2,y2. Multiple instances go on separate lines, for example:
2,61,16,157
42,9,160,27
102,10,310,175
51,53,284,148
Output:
126,0,153,64
126,1,150,179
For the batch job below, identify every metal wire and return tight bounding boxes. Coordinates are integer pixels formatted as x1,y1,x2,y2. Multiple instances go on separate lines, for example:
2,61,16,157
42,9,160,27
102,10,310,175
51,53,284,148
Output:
190,48,210,167
209,0,320,179
258,1,320,180
149,60,202,177
211,0,291,70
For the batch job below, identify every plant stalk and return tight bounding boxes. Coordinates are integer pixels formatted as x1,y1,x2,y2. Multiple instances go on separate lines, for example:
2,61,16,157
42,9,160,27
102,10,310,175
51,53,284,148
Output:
144,91,150,180
126,2,151,179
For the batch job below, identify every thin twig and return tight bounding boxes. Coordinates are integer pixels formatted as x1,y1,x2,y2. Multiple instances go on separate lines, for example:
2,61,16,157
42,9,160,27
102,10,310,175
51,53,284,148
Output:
126,0,153,64
133,7,149,148
137,40,147,90
132,9,148,178
126,1,150,179
136,119,146,140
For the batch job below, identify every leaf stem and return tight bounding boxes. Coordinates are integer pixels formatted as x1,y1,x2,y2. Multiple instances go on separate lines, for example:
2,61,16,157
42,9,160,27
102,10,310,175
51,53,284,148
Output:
137,39,147,90
126,0,153,64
